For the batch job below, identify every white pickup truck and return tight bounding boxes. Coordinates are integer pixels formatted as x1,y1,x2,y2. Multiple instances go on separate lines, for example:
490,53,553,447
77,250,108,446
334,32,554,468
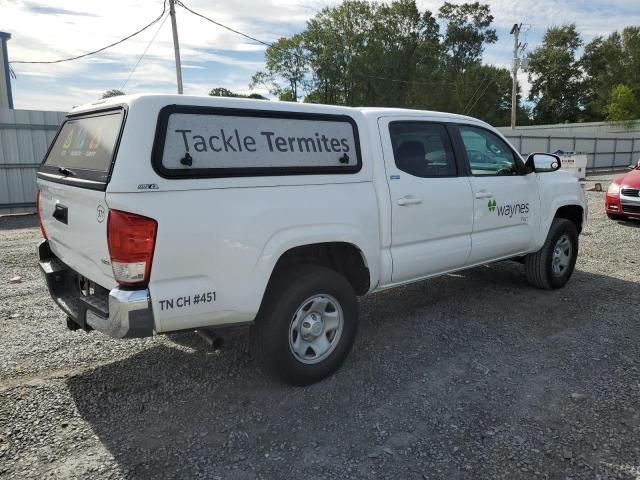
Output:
37,94,587,385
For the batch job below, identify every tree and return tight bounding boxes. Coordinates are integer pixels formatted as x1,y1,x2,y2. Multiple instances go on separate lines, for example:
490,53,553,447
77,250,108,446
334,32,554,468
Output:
209,87,241,97
606,84,639,130
456,65,513,123
438,2,497,74
101,89,125,99
526,24,584,124
582,27,640,121
208,87,268,100
250,35,308,101
302,0,442,106
246,93,270,100
582,31,626,120
249,0,512,124
303,0,376,106
363,0,440,107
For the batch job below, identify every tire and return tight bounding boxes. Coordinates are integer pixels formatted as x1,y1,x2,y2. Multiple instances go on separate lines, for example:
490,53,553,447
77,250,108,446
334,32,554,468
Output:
251,265,358,385
607,213,625,221
525,218,578,290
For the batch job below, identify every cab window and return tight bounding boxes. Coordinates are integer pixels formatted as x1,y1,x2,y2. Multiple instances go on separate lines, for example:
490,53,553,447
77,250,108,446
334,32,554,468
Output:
389,122,457,178
459,125,520,176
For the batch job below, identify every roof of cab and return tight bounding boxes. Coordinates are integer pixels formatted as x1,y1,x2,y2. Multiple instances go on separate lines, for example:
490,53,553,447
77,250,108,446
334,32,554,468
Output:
69,93,489,127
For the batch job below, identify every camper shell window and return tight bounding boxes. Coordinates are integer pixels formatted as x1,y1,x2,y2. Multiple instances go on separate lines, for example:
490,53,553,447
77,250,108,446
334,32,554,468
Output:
152,106,362,178
38,108,126,189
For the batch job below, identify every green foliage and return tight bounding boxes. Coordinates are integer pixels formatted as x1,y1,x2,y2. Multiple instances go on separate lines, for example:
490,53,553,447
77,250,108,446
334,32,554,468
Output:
101,89,125,99
250,35,308,101
582,27,640,121
526,24,639,125
248,0,525,125
526,24,584,124
606,84,639,130
438,1,497,73
208,87,268,100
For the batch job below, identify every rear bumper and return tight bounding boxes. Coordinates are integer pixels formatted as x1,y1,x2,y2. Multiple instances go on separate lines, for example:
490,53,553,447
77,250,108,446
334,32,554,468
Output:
38,241,155,338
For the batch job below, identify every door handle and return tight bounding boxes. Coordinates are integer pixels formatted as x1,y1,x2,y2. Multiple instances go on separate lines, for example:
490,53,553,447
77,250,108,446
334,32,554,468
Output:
397,195,423,206
474,191,493,199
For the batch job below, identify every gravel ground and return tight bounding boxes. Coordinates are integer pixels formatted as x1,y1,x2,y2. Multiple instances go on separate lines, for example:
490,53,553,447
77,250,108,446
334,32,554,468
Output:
1,173,639,480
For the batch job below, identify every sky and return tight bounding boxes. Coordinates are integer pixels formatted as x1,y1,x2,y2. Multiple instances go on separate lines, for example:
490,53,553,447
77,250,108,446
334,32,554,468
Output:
2,0,640,112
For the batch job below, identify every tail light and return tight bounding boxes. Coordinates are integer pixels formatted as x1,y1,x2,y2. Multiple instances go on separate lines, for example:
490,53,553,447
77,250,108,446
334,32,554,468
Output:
36,190,48,239
107,210,157,287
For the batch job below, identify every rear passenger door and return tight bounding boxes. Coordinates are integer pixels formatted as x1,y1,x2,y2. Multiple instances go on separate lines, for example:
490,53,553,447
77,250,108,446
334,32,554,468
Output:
454,125,540,264
379,118,474,283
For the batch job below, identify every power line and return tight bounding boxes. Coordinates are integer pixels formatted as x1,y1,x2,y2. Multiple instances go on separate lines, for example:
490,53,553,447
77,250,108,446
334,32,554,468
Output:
10,0,167,64
176,0,271,48
462,73,490,115
120,11,170,91
354,74,456,87
464,77,494,115
176,1,457,88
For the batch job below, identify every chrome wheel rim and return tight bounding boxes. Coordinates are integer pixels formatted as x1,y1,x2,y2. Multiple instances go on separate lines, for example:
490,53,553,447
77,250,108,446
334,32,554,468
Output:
289,294,344,365
551,234,572,277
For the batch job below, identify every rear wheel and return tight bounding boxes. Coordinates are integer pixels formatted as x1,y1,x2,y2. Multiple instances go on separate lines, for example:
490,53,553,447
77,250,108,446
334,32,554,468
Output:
251,266,358,385
607,212,625,221
525,218,578,290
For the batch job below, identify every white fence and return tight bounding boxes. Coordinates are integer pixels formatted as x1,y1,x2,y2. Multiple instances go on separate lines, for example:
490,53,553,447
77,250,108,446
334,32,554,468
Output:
500,133,639,170
0,108,65,214
498,121,640,170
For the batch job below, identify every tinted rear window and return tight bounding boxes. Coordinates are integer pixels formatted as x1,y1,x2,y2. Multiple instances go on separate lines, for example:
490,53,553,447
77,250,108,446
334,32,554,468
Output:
40,109,124,187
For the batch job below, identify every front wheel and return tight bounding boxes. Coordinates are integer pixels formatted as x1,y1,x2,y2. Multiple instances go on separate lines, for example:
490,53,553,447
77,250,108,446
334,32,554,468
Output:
251,266,358,385
525,218,579,290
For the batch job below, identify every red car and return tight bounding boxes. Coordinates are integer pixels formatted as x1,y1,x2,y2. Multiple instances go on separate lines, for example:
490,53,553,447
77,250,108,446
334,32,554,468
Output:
605,160,640,220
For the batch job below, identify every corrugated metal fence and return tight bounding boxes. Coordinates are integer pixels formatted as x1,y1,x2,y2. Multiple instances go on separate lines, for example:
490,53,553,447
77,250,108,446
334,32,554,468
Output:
500,133,640,170
0,108,65,214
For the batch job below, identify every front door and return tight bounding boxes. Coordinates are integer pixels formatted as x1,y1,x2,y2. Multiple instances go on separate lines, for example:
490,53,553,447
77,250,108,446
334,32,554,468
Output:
380,118,474,283
455,125,540,265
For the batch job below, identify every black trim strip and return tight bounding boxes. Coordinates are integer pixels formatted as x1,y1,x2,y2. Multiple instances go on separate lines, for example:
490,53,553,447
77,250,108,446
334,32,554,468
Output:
0,202,36,209
446,124,471,176
151,105,363,179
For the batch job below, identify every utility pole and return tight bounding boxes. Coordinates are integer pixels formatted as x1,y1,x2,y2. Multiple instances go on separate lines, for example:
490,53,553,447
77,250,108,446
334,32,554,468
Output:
169,0,183,94
510,23,522,129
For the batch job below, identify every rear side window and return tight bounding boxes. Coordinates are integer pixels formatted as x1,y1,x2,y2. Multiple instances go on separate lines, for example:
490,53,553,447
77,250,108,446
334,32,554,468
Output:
152,106,362,178
389,122,456,178
39,109,125,188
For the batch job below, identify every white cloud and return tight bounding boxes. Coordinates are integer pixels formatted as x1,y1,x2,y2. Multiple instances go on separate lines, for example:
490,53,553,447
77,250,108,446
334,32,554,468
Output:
3,0,639,111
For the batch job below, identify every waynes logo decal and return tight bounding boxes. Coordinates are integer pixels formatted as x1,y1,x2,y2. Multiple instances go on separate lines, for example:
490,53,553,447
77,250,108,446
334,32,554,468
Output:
488,199,530,218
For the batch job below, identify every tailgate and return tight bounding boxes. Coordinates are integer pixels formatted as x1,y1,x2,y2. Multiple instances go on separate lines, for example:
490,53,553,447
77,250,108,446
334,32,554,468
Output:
37,108,125,290
38,180,116,289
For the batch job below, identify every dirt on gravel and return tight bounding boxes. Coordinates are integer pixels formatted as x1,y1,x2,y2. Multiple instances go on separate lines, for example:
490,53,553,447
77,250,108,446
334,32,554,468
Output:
0,174,639,480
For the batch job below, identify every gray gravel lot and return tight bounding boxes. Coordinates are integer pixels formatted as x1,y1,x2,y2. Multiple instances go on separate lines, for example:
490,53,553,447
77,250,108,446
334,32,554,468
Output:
1,174,639,479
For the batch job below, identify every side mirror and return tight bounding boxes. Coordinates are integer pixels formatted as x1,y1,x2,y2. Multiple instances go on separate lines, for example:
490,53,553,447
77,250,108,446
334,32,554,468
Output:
525,153,561,173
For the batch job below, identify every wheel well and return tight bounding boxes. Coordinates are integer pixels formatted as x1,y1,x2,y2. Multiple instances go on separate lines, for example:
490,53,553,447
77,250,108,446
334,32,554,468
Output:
271,242,370,295
555,205,583,233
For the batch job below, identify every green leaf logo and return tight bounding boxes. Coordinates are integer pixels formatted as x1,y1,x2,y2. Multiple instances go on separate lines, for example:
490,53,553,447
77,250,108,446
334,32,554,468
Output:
488,199,496,212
